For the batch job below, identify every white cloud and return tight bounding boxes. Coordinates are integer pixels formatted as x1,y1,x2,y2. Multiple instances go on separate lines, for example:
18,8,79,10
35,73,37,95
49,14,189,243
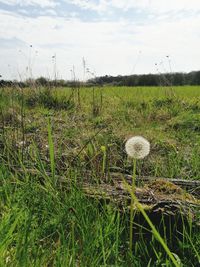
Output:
65,0,108,12
66,0,200,14
0,6,200,80
0,0,58,8
110,0,200,11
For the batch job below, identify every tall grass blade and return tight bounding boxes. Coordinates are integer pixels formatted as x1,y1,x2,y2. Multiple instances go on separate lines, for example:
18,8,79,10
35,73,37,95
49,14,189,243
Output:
123,178,181,267
47,118,55,184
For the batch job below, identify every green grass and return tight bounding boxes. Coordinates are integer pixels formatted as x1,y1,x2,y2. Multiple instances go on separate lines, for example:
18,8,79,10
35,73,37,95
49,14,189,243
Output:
0,85,200,266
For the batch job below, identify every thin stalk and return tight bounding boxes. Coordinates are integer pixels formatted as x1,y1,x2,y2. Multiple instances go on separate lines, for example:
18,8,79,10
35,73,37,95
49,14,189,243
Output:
47,118,55,185
101,145,106,175
20,85,25,163
100,226,106,265
129,158,137,252
71,221,75,267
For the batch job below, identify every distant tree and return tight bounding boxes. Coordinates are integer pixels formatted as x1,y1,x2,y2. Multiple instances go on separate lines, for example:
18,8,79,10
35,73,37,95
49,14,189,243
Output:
36,77,49,86
172,73,185,85
191,71,200,85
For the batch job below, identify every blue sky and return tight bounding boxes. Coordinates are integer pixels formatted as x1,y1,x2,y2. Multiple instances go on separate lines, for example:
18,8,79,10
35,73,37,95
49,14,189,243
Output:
0,0,200,80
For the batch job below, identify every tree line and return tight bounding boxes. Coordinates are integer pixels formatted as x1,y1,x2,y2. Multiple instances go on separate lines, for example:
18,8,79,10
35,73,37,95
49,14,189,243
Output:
89,71,200,86
1,70,200,87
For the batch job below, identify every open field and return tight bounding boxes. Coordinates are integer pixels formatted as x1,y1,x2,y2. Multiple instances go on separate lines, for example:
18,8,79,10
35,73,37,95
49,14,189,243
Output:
0,85,200,266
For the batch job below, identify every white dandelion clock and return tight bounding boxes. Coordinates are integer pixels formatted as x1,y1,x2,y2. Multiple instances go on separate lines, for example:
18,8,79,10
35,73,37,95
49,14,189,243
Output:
125,136,150,252
125,136,150,159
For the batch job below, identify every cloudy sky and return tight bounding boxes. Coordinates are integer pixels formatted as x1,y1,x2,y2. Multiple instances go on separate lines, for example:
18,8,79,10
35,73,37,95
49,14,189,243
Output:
0,0,200,80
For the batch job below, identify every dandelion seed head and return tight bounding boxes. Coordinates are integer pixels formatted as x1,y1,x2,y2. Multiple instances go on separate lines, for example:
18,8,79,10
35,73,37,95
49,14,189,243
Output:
125,136,150,159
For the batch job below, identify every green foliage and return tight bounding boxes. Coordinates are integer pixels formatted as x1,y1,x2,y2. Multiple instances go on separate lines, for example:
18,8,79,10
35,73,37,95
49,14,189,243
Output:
26,88,75,110
169,112,200,132
0,85,200,266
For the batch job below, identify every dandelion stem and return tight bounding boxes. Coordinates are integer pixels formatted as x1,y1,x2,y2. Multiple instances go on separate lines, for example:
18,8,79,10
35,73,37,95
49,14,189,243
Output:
129,158,137,252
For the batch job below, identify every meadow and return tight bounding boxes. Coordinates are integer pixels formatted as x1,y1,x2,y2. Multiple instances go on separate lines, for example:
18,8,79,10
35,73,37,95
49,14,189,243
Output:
0,85,200,266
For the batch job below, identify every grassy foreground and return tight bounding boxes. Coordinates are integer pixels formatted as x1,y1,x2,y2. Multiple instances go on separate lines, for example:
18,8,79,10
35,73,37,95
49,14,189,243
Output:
0,85,200,266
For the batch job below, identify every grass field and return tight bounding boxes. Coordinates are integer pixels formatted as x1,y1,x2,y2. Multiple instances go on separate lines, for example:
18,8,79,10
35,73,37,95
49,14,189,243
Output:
0,85,200,266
